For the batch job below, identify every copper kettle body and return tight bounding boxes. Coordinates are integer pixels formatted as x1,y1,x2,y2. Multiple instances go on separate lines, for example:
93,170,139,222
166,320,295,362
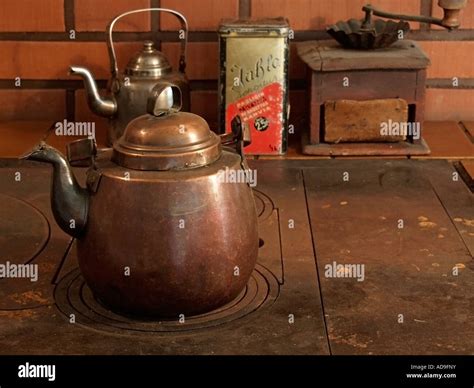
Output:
71,8,190,146
22,86,258,318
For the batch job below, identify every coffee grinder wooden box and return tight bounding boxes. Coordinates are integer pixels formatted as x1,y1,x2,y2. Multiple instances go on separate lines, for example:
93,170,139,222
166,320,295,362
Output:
218,18,290,155
297,40,431,156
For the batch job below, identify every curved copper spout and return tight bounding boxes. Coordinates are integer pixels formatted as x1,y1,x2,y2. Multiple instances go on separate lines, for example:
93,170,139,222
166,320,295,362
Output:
21,142,89,238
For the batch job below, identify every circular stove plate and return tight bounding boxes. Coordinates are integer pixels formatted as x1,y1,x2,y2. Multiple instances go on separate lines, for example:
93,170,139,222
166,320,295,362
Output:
54,264,279,336
0,194,49,264
253,189,274,222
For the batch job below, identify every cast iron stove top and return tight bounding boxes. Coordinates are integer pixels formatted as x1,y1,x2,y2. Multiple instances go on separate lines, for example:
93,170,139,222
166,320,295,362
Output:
0,159,472,355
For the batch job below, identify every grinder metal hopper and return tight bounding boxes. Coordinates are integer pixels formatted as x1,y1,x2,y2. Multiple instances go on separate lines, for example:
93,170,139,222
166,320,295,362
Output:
327,0,467,50
327,18,410,50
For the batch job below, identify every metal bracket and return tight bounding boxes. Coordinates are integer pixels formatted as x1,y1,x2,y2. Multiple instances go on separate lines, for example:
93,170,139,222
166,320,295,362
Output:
220,116,251,171
67,138,97,167
86,168,103,194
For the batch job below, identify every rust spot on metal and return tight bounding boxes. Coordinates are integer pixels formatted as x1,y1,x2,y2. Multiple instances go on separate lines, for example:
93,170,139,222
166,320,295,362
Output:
10,291,49,305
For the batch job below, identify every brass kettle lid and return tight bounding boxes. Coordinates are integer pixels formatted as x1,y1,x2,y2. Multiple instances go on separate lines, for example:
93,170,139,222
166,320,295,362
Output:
124,41,172,77
112,85,221,171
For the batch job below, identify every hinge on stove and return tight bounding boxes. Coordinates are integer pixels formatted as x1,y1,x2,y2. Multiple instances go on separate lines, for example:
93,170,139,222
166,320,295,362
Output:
66,138,102,193
220,115,251,172
67,138,97,167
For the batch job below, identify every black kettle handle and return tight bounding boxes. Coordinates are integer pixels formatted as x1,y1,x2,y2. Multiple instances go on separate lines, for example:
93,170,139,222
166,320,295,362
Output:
220,116,251,169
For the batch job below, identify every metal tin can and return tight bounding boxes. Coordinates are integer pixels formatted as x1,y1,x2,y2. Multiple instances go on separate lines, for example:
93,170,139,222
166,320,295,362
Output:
218,18,290,155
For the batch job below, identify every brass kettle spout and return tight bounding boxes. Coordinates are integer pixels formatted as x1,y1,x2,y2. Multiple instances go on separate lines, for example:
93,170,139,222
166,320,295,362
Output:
69,66,117,117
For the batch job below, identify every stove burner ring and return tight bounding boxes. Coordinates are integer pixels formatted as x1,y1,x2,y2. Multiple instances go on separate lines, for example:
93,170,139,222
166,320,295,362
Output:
0,194,50,265
54,264,279,336
253,189,274,222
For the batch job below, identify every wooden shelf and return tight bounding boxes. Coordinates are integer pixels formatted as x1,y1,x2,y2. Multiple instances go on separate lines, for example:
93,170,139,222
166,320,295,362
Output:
0,120,472,161
0,121,108,158
413,122,474,160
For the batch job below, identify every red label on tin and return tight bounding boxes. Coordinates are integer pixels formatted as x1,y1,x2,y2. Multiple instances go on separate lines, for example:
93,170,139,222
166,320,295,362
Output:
226,82,284,155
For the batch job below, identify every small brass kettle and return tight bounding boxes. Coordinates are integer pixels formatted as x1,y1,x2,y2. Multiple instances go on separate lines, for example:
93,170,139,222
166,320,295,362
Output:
22,85,258,318
71,8,190,146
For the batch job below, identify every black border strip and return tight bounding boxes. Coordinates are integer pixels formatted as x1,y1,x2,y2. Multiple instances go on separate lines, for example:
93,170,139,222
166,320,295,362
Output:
239,0,251,19
420,0,433,31
1,29,474,42
0,78,473,90
0,355,473,386
150,0,160,50
65,89,75,121
426,78,474,89
0,80,107,89
64,0,75,32
0,31,218,42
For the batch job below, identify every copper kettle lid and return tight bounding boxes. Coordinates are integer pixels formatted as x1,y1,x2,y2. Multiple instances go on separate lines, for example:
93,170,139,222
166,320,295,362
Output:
124,41,172,77
112,85,221,171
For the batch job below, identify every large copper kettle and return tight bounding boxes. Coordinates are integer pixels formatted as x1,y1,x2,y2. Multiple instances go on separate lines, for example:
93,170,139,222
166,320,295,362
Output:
22,85,258,317
70,8,190,146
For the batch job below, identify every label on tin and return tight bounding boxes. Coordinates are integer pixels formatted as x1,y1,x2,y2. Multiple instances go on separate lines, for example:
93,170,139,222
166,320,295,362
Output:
221,36,288,155
226,82,283,154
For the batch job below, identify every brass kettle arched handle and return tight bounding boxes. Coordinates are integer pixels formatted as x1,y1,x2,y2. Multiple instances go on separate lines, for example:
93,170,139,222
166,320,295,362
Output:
106,8,189,78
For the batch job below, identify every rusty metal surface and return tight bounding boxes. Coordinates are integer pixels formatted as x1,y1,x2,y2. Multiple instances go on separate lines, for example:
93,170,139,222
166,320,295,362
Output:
0,194,49,264
424,160,474,257
0,160,328,355
303,160,474,355
1,159,471,355
0,164,73,311
54,263,279,335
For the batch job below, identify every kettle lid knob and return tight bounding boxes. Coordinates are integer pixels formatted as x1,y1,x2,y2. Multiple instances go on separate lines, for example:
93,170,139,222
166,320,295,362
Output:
143,40,154,52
